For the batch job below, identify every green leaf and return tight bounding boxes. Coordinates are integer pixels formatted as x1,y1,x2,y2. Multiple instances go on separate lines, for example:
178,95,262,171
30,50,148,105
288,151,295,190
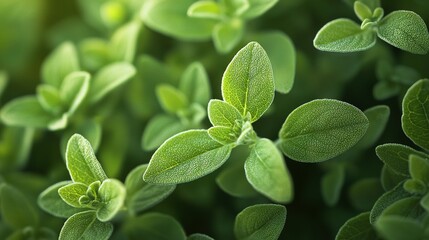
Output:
409,154,429,184
79,38,109,71
36,84,63,115
375,216,424,240
125,164,175,215
121,213,186,240
66,134,107,185
240,0,278,19
216,163,257,198
279,99,369,162
89,62,136,104
0,184,38,229
179,62,211,107
60,71,90,114
187,0,222,19
109,21,141,62
58,182,88,208
354,1,372,21
1,96,54,128
244,138,293,203
142,115,188,151
252,31,296,94
188,233,214,240
420,192,429,212
212,19,244,53
373,81,400,100
381,165,407,191
370,183,411,223
356,0,380,11
141,0,217,41
349,178,384,211
207,126,237,145
355,105,390,149
402,79,429,151
0,71,8,99
42,42,80,88
381,197,426,219
222,42,274,122
335,212,379,240
377,11,429,54
234,204,286,240
59,210,113,240
314,18,376,52
156,84,189,114
208,100,242,128
97,179,126,222
38,181,83,218
144,130,233,184
375,144,428,176
321,165,345,206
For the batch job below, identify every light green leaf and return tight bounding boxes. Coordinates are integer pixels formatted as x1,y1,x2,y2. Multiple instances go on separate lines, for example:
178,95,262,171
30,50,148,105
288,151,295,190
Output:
222,42,274,122
141,0,217,41
234,204,286,240
144,130,233,184
375,216,424,240
1,96,54,128
420,192,429,212
156,84,189,114
89,62,136,104
354,1,372,21
97,179,126,222
58,182,88,208
59,210,113,240
121,213,186,240
187,0,222,19
212,19,244,53
355,105,390,149
375,144,428,176
220,0,249,16
38,181,83,218
245,138,293,203
403,179,427,195
208,99,242,128
79,38,109,71
279,99,369,162
60,71,90,114
125,164,175,215
42,42,80,88
314,18,376,52
240,0,278,19
179,62,211,106
409,154,429,184
142,115,188,151
216,163,257,198
36,84,63,115
109,21,141,63
402,79,429,151
377,11,429,54
321,165,345,206
349,178,384,211
335,212,379,240
0,71,8,98
66,134,107,185
370,183,411,223
188,233,214,240
0,184,38,229
252,31,296,94
208,126,237,145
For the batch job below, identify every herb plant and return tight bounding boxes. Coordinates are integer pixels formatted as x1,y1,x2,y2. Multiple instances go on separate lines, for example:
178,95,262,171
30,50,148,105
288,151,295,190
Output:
1,0,429,239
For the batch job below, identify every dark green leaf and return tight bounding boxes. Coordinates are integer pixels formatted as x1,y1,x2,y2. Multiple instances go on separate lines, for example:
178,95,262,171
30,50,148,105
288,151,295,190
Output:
279,99,369,162
375,215,424,240
216,163,257,198
321,165,345,206
335,212,380,240
370,183,411,223
59,210,113,240
402,79,429,151
188,233,214,240
355,105,390,149
144,130,233,184
222,42,274,122
409,154,429,184
109,21,141,62
234,204,286,240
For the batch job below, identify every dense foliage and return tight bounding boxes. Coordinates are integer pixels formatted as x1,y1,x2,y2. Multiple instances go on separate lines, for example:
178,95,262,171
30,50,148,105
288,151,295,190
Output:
0,0,428,239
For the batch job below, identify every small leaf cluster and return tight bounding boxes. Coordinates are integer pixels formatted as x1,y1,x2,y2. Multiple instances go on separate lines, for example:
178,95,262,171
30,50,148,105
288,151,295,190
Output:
336,79,429,240
142,62,211,151
314,0,429,54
